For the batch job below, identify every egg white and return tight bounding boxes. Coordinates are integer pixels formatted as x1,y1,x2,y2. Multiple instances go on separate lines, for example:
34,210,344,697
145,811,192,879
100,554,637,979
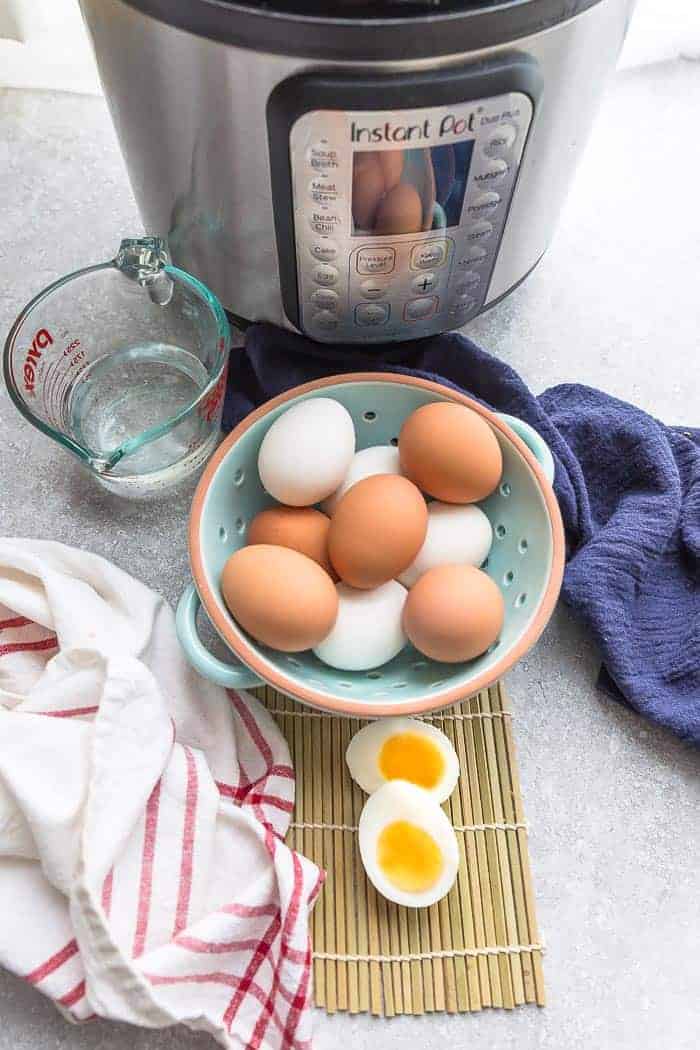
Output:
346,717,459,803
313,580,407,671
358,780,459,908
399,502,493,588
321,445,403,515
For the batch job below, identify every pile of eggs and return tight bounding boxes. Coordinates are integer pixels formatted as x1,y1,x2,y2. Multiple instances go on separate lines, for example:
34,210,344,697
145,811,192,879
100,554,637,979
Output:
220,396,506,672
347,717,461,907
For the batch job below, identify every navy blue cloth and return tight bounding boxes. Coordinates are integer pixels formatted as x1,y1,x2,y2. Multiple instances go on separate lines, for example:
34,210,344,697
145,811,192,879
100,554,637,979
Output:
224,324,700,745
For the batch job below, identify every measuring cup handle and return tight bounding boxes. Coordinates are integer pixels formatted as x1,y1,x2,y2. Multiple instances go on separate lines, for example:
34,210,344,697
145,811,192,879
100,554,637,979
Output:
176,582,263,690
495,413,556,486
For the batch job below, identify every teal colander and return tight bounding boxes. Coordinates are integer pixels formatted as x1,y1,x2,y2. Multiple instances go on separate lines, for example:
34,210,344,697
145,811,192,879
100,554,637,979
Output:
177,373,564,716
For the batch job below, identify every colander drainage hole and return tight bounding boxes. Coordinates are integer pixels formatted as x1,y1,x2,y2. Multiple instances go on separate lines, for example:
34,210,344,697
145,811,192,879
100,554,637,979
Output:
430,679,447,689
339,681,353,689
500,482,512,497
515,592,528,608
482,557,489,570
235,517,245,534
367,671,382,680
496,524,507,539
287,657,301,668
518,538,529,554
393,682,407,689
503,570,515,586
412,660,428,670
390,436,398,446
363,410,377,422
219,526,227,542
233,469,245,487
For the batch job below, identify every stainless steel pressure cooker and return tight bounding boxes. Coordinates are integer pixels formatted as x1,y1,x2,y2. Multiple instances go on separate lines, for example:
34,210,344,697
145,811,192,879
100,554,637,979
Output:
80,0,635,343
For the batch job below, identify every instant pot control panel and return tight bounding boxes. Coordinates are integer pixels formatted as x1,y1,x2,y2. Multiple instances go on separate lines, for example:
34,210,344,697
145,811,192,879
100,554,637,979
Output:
268,60,541,343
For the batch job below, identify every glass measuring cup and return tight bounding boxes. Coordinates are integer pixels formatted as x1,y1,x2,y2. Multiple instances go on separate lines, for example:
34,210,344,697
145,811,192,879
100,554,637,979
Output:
3,237,230,497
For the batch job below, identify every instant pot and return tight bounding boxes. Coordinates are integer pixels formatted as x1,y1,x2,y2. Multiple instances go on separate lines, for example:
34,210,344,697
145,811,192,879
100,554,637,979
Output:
80,0,634,343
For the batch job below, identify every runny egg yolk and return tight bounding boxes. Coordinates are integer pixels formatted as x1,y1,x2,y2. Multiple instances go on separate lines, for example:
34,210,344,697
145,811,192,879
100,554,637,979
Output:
378,731,445,790
377,820,444,893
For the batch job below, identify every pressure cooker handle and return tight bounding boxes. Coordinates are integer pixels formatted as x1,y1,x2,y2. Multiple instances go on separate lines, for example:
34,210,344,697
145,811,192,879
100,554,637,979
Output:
176,582,264,690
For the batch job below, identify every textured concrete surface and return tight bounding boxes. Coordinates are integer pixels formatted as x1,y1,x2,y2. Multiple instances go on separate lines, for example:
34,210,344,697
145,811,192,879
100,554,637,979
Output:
1,56,699,1050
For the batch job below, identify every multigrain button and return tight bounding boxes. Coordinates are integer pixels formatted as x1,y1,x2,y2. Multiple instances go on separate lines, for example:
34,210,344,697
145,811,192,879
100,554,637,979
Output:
357,247,395,275
467,191,501,217
411,241,447,271
473,158,509,186
404,296,438,321
309,239,338,263
312,263,339,287
310,288,339,310
355,303,390,326
360,279,388,300
484,124,517,158
312,309,339,330
411,272,438,294
466,220,493,243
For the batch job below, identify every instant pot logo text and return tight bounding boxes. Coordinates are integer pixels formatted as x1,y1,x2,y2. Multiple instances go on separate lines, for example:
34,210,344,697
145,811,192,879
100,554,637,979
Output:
351,112,476,144
22,328,53,395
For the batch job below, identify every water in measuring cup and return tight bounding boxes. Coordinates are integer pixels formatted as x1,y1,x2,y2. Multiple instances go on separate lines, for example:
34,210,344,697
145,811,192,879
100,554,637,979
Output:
70,342,210,477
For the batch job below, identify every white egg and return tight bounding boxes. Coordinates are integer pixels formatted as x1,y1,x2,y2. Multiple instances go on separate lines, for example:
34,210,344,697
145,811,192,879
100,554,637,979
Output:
398,502,493,588
322,445,403,515
346,717,459,803
313,580,406,671
258,397,355,506
358,780,459,908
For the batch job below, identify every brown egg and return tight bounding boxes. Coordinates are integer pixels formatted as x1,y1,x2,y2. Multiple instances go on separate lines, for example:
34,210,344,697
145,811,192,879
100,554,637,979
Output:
221,545,338,652
248,506,332,574
403,564,504,663
328,474,428,589
378,150,404,190
374,183,423,236
352,153,385,230
399,401,502,503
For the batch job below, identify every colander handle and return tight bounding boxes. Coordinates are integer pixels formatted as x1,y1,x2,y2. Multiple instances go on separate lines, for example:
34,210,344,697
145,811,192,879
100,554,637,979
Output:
176,582,264,690
495,413,555,485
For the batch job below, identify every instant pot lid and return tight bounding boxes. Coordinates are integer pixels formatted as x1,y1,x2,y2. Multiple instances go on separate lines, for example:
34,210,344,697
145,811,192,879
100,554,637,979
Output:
122,0,606,60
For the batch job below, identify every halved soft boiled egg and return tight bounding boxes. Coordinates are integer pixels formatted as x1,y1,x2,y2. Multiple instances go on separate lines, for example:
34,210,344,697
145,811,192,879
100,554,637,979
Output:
346,717,459,803
358,781,459,908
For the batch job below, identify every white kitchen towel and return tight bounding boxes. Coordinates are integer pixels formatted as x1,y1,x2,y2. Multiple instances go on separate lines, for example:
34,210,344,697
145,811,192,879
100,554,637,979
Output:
0,538,323,1050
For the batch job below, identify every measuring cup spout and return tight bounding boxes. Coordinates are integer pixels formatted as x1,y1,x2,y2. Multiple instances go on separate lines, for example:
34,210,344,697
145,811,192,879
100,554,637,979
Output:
115,237,174,306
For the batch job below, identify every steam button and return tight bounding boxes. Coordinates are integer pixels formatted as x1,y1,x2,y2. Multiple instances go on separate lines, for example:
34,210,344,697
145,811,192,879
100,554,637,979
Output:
458,244,488,267
466,220,493,243
312,263,339,287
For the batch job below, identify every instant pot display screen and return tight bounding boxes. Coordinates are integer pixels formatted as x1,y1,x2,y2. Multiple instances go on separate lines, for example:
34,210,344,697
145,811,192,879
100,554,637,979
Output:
351,142,474,237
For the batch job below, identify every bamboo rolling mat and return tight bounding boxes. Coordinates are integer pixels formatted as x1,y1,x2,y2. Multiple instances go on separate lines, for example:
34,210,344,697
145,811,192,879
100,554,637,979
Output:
255,680,545,1016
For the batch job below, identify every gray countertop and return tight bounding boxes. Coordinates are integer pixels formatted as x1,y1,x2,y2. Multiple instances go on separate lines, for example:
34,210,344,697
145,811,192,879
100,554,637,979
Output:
1,56,699,1050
